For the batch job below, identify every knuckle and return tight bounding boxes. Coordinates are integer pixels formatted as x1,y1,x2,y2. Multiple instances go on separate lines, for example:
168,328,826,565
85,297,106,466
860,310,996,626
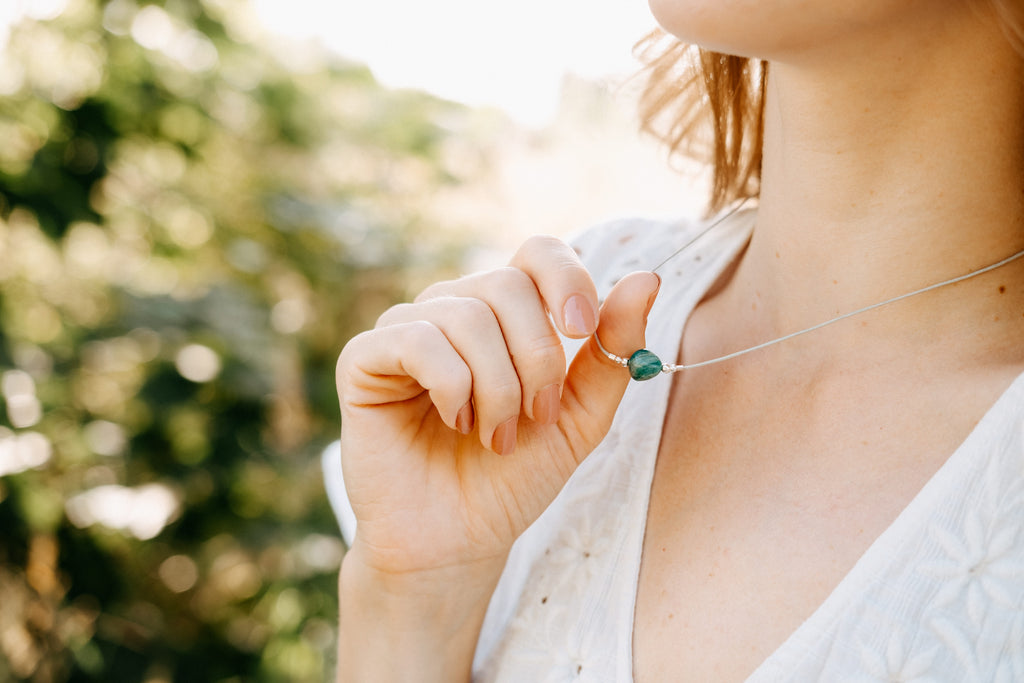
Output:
553,254,589,277
512,235,591,290
335,342,355,388
398,319,442,347
414,278,457,303
527,331,567,355
519,234,566,256
338,328,373,361
520,235,583,270
449,296,497,330
448,361,473,390
523,333,567,365
514,338,566,383
335,329,378,394
375,302,414,329
486,377,523,412
429,363,473,410
487,266,534,296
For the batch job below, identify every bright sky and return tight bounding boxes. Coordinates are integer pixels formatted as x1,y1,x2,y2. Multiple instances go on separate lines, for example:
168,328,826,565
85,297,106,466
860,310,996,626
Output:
0,0,659,125
251,0,658,126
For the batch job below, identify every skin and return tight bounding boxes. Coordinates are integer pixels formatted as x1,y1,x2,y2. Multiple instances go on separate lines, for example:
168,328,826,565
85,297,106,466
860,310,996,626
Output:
336,241,660,681
634,0,1024,681
335,1,1024,681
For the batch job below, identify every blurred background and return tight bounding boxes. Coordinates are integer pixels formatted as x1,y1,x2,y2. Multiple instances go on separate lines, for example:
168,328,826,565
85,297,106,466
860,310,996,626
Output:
0,0,704,680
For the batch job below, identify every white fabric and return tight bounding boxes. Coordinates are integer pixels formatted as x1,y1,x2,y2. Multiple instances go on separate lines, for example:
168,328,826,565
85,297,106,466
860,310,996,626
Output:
322,440,357,542
471,209,1024,682
325,208,1024,681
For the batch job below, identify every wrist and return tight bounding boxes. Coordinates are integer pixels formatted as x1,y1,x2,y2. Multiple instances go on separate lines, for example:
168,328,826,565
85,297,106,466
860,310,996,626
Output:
337,546,507,683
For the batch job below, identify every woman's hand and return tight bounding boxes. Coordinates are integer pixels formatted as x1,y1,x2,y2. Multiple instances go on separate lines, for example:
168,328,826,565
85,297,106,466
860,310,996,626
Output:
337,236,659,574
334,235,659,681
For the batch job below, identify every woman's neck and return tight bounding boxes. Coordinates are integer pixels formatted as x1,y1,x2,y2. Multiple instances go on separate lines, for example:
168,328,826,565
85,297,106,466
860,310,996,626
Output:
734,6,1024,340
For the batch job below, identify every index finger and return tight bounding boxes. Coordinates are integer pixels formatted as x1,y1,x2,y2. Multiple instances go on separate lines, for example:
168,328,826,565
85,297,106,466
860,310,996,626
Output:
508,235,599,339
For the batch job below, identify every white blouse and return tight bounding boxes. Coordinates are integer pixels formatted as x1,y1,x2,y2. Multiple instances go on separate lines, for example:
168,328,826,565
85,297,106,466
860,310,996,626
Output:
327,208,1024,682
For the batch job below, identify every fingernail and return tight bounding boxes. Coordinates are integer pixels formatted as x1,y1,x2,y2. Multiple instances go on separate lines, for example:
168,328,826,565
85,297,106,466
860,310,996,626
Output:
532,384,560,425
456,403,474,434
491,417,518,455
563,295,597,337
644,273,662,320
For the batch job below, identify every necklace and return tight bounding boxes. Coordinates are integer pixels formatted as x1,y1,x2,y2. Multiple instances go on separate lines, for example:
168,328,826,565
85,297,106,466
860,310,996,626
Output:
595,201,1024,381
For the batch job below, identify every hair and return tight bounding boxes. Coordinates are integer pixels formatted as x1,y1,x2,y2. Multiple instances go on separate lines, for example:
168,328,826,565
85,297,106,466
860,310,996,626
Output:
635,31,767,216
635,0,1024,216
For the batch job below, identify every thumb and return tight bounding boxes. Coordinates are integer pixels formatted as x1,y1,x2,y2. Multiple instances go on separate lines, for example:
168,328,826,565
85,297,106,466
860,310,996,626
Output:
561,270,661,449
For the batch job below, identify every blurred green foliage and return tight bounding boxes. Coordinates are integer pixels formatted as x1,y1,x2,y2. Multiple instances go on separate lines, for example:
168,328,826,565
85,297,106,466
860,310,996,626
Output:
0,0,480,680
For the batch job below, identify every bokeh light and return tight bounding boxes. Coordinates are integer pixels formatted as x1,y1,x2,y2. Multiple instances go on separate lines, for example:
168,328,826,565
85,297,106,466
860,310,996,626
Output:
0,0,694,680
174,344,222,383
64,483,181,540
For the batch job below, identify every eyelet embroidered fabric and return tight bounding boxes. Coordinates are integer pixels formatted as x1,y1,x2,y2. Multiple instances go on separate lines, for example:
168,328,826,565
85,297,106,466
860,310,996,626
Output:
467,209,1024,682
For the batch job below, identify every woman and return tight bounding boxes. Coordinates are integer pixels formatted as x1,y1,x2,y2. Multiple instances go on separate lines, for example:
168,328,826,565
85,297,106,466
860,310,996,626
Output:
333,0,1024,680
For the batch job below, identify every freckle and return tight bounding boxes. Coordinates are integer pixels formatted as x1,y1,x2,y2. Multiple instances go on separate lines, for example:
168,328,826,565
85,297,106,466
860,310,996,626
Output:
661,546,667,553
751,303,757,311
999,285,1006,294
668,613,675,620
541,596,548,604
619,234,634,244
994,315,1001,322
775,251,780,259
833,279,838,285
695,255,702,262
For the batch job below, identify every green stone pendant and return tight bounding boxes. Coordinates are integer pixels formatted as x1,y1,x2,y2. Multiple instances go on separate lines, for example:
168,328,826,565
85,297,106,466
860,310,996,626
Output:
627,349,663,381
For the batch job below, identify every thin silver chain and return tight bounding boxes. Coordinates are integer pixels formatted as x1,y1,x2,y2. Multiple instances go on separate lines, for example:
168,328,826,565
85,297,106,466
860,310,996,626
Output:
596,201,1024,377
648,197,752,275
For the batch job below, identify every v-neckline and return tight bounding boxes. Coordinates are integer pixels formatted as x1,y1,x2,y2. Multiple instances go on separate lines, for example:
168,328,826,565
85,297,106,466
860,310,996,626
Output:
623,216,1024,682
742,367,1024,680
